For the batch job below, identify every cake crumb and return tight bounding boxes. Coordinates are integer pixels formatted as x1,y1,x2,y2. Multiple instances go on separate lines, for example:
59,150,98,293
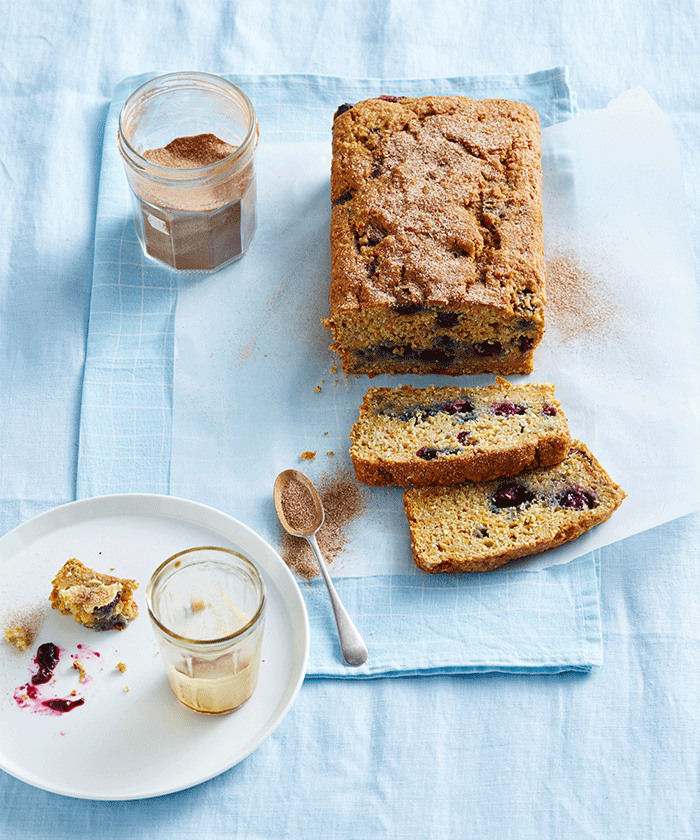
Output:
116,662,127,673
72,660,87,682
301,451,316,460
314,386,322,393
3,607,43,651
4,626,29,651
326,451,335,456
125,686,130,693
190,599,206,613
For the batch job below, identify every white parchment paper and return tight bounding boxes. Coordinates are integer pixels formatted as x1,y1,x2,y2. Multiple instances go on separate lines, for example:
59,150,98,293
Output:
170,88,700,576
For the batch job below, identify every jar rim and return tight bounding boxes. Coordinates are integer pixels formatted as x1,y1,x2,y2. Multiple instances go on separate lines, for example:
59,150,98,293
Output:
117,72,258,182
146,545,266,645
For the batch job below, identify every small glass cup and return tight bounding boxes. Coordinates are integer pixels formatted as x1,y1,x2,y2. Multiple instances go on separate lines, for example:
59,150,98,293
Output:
117,71,259,271
146,546,266,715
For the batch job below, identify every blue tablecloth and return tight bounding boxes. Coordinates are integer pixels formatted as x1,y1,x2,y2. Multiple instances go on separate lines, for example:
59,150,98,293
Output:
2,2,700,837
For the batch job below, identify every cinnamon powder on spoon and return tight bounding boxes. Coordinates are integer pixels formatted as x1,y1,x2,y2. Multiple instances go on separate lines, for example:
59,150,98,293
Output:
280,468,365,580
279,474,318,533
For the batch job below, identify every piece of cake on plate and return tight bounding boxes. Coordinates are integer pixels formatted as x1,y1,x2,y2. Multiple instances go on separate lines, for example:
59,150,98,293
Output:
49,558,138,630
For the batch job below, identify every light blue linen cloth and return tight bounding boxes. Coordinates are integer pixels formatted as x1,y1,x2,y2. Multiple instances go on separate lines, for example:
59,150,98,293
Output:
77,68,604,676
3,3,700,838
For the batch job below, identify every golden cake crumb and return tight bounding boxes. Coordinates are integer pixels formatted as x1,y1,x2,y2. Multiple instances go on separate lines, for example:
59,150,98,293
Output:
300,451,316,460
350,379,572,487
116,661,127,673
4,626,29,651
72,660,87,682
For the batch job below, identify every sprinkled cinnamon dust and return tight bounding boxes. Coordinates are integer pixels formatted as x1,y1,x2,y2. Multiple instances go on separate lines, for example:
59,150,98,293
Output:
3,606,44,653
545,248,618,341
279,467,365,580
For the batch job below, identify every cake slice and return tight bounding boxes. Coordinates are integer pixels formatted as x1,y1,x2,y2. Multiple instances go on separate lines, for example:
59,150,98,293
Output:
49,558,139,631
403,442,625,573
324,95,546,377
350,378,571,487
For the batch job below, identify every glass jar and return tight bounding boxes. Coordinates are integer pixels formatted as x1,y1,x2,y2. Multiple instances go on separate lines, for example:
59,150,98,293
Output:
146,546,266,714
118,72,259,271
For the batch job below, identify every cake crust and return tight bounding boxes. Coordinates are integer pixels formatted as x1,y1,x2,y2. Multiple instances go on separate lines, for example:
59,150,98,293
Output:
350,378,571,486
403,442,625,573
325,95,546,377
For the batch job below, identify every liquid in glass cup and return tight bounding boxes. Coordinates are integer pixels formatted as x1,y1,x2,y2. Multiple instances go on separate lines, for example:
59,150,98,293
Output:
117,72,258,271
146,546,266,714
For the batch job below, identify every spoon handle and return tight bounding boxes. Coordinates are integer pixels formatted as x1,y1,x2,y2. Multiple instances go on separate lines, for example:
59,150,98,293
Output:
307,533,368,667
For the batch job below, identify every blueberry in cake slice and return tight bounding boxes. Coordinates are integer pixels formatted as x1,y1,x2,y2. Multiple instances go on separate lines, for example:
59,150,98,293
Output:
49,558,139,630
403,442,625,573
325,95,546,377
350,377,571,487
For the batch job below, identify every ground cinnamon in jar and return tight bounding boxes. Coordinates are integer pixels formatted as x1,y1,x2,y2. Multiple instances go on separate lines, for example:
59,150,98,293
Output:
143,133,237,169
118,73,259,272
137,133,252,271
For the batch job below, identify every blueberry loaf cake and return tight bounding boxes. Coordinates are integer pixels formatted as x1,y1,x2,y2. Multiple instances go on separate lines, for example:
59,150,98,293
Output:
324,95,546,377
403,442,625,573
49,558,139,631
350,378,571,486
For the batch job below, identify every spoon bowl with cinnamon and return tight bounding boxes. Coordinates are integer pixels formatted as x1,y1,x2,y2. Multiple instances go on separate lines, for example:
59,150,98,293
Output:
273,469,368,667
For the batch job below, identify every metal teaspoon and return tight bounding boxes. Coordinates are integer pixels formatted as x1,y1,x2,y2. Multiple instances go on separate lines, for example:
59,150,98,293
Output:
273,469,368,667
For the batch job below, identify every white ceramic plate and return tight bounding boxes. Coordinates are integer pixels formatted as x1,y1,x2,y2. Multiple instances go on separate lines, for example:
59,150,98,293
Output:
0,494,309,800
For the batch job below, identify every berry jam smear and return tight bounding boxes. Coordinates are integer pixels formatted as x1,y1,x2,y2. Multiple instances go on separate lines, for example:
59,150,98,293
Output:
43,697,85,713
31,641,60,685
13,642,87,715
